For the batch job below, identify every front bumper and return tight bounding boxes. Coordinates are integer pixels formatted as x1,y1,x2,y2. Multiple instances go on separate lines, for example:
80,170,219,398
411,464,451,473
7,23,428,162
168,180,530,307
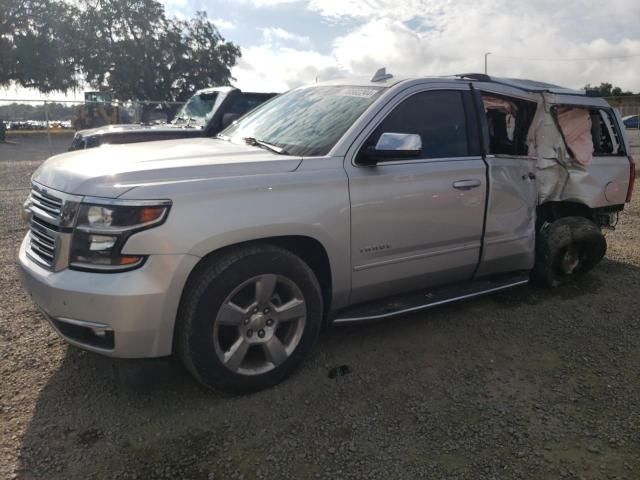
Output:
17,235,199,358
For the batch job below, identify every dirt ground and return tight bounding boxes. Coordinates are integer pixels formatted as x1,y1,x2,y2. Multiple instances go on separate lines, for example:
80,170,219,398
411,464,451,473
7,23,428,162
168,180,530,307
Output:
624,129,640,159
1,132,640,480
1,131,75,162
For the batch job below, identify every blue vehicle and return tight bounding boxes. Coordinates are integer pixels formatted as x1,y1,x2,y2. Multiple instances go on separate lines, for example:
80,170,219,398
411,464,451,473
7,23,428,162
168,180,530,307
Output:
623,115,639,129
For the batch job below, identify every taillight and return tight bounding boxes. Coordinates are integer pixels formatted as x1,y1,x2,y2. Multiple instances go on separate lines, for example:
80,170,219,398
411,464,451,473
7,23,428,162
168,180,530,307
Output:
627,156,636,203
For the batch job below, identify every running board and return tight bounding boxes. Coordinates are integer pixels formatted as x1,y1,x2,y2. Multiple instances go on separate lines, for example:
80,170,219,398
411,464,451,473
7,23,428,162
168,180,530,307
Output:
332,272,529,324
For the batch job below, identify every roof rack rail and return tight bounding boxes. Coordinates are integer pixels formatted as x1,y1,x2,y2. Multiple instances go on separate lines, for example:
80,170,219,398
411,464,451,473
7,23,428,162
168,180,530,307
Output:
455,73,585,96
456,73,491,82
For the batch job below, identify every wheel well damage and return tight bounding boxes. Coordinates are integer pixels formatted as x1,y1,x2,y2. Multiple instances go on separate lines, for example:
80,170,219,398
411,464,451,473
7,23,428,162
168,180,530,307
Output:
536,201,623,230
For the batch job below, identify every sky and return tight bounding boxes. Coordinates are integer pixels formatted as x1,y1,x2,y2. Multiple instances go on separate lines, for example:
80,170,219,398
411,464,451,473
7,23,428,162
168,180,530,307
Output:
3,0,640,101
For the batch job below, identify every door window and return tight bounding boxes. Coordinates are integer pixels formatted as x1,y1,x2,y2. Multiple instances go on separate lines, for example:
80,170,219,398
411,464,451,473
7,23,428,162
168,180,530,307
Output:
362,90,471,160
590,109,622,155
482,94,537,156
553,106,624,159
227,95,269,116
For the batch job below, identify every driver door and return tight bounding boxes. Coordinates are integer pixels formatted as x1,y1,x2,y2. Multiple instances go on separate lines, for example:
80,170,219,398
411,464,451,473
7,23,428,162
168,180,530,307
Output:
345,86,486,304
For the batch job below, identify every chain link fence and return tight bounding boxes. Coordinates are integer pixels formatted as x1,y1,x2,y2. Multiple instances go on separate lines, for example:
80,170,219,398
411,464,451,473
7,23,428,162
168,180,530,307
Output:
0,97,186,128
0,98,186,241
0,98,186,159
606,95,640,130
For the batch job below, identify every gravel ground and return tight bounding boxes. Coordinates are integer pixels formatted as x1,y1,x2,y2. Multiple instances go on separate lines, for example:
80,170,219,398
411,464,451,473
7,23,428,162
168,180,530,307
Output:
1,132,640,480
627,129,640,155
1,131,74,162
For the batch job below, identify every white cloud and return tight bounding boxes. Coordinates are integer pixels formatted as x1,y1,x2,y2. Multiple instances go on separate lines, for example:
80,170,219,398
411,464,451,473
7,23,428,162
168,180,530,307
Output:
322,0,640,92
334,0,640,90
308,0,450,21
261,27,310,45
232,45,344,91
230,0,640,93
154,0,640,93
212,17,237,30
246,0,303,6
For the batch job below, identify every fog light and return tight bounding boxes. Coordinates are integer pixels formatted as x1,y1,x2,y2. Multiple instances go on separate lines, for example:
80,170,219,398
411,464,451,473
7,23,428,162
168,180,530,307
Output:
90,326,108,337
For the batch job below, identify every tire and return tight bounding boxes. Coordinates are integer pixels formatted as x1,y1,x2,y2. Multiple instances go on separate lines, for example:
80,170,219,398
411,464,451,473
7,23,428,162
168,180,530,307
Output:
533,216,607,288
176,244,323,394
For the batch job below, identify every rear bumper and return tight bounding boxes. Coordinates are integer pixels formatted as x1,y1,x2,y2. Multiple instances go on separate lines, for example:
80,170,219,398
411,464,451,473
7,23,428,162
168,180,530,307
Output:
17,235,199,358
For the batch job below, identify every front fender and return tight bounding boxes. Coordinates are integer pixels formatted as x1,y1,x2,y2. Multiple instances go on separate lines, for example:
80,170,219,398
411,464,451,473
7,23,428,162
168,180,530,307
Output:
119,163,351,308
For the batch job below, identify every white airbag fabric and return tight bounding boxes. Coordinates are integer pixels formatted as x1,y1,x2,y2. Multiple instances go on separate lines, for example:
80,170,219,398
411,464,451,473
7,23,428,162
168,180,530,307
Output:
557,107,593,166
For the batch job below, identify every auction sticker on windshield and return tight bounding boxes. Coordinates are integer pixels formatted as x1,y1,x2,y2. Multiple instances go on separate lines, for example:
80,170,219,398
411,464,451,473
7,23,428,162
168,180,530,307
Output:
337,87,380,98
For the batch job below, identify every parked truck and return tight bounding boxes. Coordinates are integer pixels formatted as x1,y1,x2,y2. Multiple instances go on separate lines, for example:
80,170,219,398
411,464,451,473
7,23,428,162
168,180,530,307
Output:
68,87,277,150
19,70,634,394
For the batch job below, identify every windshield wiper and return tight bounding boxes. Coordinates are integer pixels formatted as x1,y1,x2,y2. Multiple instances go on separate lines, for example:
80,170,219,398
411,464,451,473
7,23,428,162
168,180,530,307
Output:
243,137,288,155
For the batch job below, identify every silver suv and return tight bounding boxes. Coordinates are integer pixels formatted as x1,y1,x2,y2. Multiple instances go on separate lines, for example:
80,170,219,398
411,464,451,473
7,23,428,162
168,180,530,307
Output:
18,71,635,393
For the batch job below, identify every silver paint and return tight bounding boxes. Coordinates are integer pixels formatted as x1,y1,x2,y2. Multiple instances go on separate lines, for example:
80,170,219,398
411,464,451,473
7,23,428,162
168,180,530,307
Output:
17,76,633,358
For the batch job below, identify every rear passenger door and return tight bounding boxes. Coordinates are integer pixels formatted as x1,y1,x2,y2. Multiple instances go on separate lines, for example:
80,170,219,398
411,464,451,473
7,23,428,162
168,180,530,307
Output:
474,89,538,277
345,86,486,304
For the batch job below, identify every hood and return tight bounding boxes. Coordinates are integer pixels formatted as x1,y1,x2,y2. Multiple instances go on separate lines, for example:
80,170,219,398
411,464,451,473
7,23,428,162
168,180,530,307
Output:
76,122,201,137
33,138,303,198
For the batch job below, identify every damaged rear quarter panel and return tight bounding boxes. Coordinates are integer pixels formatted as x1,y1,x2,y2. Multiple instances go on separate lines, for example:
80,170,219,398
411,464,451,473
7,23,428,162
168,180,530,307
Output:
531,93,631,207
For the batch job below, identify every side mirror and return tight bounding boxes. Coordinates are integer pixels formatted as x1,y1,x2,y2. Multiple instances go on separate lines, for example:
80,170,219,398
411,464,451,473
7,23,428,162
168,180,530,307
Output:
221,113,241,129
358,132,422,165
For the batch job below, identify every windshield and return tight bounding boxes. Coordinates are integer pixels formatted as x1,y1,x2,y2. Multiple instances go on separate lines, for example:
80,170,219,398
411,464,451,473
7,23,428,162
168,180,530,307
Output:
173,92,219,126
221,85,385,156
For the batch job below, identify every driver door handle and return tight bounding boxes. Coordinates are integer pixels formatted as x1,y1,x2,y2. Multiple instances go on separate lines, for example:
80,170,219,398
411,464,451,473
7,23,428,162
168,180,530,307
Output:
453,179,481,190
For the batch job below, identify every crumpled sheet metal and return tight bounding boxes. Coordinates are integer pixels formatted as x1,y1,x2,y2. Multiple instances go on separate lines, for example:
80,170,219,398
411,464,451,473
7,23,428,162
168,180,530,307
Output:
527,95,599,205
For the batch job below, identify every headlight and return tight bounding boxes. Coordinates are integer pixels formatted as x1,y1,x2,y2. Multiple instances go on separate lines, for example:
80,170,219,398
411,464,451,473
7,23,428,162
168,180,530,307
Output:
69,199,171,272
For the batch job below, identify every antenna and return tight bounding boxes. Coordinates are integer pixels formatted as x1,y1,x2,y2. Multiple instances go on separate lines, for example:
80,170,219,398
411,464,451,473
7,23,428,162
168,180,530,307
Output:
370,67,393,82
484,52,492,74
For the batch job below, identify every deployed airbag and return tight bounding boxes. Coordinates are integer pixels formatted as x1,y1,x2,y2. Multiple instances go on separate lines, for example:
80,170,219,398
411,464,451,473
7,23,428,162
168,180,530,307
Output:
557,107,593,166
482,96,518,115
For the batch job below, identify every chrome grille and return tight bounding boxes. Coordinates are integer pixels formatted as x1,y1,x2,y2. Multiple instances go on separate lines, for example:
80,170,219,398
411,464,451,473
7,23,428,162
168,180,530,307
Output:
27,186,63,269
30,187,63,217
29,221,57,265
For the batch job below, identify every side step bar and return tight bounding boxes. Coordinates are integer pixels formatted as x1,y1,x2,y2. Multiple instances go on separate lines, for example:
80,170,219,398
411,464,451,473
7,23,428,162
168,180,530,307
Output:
332,272,529,324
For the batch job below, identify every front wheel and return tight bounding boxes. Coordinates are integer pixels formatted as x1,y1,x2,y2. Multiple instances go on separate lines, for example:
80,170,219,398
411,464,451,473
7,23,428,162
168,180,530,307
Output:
176,245,323,394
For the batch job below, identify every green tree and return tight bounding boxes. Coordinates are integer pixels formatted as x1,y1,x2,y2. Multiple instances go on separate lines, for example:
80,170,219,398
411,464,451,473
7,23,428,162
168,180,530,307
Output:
0,0,79,92
76,1,241,104
584,82,635,97
1,0,241,103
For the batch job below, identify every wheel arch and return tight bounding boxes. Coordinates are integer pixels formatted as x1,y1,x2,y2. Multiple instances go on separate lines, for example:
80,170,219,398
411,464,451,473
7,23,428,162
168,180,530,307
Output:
536,200,625,231
536,201,594,228
175,235,335,351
